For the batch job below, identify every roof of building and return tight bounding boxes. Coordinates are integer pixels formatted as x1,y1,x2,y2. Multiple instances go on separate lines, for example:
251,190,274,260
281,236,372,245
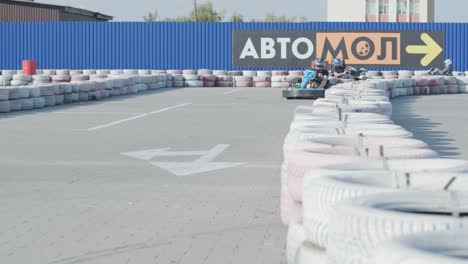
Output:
0,0,113,20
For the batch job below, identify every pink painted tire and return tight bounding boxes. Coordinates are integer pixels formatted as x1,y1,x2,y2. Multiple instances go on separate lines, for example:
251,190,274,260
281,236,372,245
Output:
272,71,288,76
203,81,216,87
56,69,70,76
234,76,253,82
202,75,216,82
69,70,83,75
271,76,286,82
234,81,252,87
90,74,108,80
289,70,304,76
182,70,197,75
281,187,302,226
167,69,182,75
414,77,428,86
444,76,457,85
447,84,459,94
51,75,71,82
253,76,271,82
71,75,90,81
215,81,233,87
254,81,271,87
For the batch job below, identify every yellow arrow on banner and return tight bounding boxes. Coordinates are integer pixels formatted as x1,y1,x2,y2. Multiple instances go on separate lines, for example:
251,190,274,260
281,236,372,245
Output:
406,33,443,67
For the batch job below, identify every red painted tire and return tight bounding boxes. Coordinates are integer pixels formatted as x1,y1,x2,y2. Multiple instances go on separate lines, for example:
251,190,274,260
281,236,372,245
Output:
203,81,216,87
215,81,233,87
427,77,444,86
215,75,233,81
254,81,272,87
202,75,216,82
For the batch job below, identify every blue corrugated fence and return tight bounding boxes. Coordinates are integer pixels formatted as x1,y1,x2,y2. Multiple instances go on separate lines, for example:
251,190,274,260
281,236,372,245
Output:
0,22,466,70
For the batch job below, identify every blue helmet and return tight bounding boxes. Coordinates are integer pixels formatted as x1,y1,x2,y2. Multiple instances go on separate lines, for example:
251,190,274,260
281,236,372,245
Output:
332,58,343,66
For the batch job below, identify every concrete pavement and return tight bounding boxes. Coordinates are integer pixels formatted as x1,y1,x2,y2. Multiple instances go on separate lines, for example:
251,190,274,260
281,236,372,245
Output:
0,88,306,264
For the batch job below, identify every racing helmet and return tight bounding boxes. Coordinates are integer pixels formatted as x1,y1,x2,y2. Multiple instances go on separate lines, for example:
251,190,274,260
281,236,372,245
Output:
444,59,452,65
332,58,343,67
314,58,325,68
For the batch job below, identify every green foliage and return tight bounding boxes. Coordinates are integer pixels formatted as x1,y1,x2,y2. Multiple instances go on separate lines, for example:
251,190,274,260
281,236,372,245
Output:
190,1,225,22
230,12,244,22
143,11,158,22
143,4,308,23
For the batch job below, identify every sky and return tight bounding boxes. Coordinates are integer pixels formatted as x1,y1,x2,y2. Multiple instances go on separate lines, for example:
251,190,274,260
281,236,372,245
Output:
39,0,467,22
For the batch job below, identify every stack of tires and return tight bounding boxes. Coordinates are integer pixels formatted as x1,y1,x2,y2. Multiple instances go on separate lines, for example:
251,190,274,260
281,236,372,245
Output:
253,71,272,87
366,71,383,79
382,71,398,79
457,77,468,93
445,76,459,94
398,70,414,79
427,76,446,94
414,77,430,95
280,75,468,264
183,70,203,87
234,76,253,87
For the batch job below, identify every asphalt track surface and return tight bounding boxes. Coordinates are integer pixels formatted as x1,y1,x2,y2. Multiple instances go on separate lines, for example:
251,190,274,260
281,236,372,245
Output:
392,94,468,160
0,88,305,264
2,88,467,264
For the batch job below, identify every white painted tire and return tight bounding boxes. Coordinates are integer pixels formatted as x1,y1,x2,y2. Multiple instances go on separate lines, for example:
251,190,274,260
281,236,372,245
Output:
303,171,468,249
183,75,200,81
123,69,138,75
212,70,227,76
327,192,468,264
370,231,468,264
10,80,28,86
33,97,45,109
281,187,303,226
0,100,11,113
96,70,111,75
184,80,203,87
242,70,257,77
17,98,34,110
295,241,326,264
257,71,272,76
287,222,307,264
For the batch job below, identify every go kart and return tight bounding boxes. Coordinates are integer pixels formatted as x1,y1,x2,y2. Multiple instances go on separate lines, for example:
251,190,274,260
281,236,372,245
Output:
282,70,325,100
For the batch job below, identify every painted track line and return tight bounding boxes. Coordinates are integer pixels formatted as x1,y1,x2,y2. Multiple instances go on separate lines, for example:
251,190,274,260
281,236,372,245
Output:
224,89,242,95
83,103,192,131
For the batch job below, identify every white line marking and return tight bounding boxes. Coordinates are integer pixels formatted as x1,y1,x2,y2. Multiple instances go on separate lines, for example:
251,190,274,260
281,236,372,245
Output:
84,103,191,131
224,89,242,95
54,112,146,115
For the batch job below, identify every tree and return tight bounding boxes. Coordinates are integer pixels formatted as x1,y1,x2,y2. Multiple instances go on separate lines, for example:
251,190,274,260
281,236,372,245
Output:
263,12,308,22
143,11,158,22
230,12,244,22
189,1,224,22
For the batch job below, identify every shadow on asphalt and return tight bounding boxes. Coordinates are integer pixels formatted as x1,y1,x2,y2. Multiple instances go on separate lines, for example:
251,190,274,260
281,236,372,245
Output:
392,96,461,158
0,87,183,119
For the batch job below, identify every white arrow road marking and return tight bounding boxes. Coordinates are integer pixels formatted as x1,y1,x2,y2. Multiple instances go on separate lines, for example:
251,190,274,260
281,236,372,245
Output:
152,162,245,176
122,144,245,176
121,148,208,161
84,103,191,131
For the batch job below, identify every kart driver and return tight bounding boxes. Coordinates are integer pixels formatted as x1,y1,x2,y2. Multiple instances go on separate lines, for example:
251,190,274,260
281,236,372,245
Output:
309,58,329,88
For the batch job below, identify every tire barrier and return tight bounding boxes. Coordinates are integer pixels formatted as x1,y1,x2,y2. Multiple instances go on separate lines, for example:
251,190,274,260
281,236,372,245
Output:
280,71,468,264
370,231,468,264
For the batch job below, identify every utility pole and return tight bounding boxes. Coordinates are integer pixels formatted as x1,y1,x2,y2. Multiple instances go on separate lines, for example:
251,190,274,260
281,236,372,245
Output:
194,0,198,22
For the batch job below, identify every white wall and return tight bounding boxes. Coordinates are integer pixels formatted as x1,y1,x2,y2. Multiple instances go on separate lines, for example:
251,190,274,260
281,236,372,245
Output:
327,0,366,22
